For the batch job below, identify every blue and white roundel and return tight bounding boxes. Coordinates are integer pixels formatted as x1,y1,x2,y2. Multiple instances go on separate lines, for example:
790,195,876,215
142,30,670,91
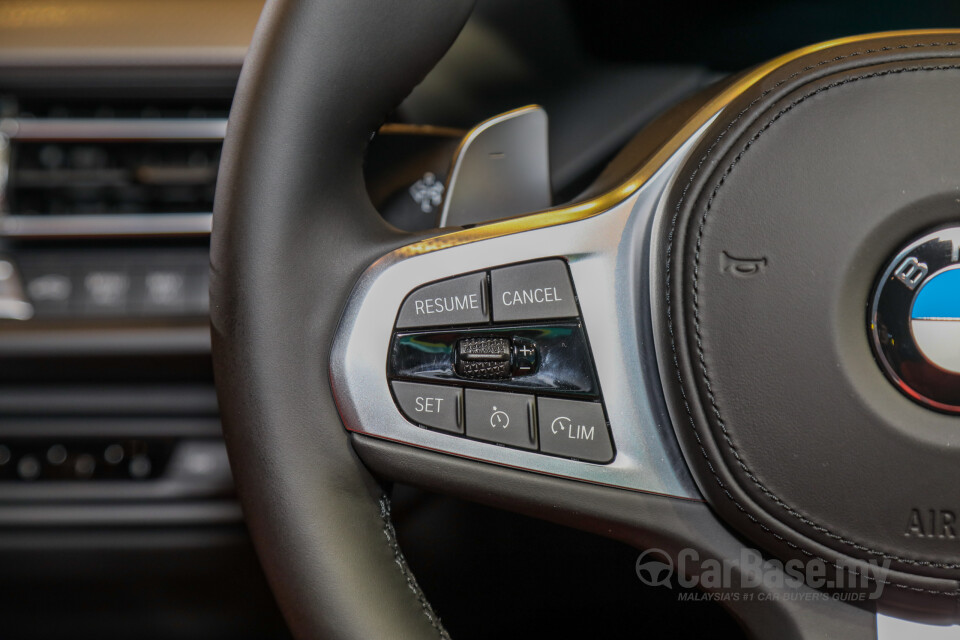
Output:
911,267,960,374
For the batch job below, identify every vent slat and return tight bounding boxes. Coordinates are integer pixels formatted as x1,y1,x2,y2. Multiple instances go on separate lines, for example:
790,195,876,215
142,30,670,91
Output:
0,98,230,233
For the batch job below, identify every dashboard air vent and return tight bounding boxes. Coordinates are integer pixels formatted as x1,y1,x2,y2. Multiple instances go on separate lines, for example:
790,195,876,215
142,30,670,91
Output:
1,119,225,217
0,97,230,237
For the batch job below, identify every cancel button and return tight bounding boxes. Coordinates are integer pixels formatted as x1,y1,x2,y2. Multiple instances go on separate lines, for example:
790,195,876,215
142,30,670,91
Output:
491,260,579,322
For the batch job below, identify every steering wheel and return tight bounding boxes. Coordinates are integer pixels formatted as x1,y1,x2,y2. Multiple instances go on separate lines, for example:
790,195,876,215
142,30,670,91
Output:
210,0,960,636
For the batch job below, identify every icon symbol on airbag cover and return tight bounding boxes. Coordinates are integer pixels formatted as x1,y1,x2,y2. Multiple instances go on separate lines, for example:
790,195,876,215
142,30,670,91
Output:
720,251,767,278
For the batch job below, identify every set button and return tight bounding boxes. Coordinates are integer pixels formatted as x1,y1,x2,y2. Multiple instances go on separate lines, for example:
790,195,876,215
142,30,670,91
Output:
391,381,463,434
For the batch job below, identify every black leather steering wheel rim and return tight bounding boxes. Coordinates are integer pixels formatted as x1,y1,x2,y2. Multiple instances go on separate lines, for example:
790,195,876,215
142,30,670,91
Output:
211,0,474,637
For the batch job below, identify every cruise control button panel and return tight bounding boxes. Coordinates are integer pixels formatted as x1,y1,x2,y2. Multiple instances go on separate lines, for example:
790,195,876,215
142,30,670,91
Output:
388,259,615,463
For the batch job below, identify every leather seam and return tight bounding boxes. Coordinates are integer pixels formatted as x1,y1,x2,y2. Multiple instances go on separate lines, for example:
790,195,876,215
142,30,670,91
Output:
666,45,960,595
379,495,452,639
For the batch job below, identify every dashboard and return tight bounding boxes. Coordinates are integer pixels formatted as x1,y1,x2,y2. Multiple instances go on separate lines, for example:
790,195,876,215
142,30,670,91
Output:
0,2,287,638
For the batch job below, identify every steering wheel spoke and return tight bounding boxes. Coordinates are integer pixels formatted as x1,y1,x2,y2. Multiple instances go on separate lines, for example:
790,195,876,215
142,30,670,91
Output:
332,134,701,500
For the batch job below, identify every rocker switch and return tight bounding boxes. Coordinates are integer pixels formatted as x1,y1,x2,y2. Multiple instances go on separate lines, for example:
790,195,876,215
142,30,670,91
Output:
455,337,539,380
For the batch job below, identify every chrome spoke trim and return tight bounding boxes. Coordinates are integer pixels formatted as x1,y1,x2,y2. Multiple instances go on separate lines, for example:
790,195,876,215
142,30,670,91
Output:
330,118,717,500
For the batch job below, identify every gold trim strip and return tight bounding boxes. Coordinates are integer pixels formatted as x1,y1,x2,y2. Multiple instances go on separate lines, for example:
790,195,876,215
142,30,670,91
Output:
400,29,960,257
377,123,466,138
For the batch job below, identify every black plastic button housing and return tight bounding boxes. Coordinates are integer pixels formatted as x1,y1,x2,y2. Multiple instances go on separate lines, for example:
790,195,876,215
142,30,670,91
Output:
390,322,599,397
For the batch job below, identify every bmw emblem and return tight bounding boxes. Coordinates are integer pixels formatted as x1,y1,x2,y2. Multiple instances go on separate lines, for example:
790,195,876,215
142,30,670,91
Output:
870,226,960,413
